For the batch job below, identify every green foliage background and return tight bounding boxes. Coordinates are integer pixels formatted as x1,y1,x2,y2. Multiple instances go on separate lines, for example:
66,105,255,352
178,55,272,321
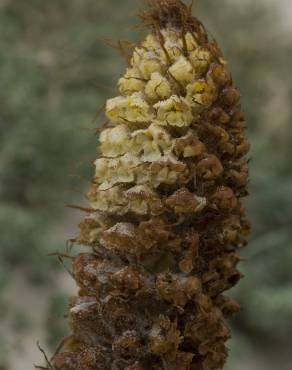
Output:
0,0,291,369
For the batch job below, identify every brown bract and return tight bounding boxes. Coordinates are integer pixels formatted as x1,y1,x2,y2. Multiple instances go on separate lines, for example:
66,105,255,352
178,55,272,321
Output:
140,0,207,43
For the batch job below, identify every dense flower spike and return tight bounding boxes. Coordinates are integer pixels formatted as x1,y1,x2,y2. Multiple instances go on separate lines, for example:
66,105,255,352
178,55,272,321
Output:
51,1,250,369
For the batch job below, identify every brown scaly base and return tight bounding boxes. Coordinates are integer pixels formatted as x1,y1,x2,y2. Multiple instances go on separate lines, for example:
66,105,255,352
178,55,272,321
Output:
47,1,250,369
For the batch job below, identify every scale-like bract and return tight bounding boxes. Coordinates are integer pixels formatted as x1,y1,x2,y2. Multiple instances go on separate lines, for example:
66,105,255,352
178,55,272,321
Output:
51,1,250,369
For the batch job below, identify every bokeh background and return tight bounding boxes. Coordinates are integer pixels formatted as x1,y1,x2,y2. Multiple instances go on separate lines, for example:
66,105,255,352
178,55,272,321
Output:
0,0,292,369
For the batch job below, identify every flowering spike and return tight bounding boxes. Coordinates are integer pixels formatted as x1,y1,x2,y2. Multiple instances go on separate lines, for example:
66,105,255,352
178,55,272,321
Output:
50,1,250,369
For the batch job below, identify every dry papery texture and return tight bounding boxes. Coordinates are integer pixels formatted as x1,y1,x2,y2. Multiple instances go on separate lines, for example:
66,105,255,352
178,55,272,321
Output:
49,1,250,369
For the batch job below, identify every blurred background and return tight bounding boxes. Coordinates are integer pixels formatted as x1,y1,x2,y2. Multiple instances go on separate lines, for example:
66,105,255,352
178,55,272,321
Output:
0,0,291,369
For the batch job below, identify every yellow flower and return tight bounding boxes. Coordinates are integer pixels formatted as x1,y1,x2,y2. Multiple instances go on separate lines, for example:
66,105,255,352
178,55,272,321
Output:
154,95,193,127
100,125,131,158
186,77,217,111
142,34,161,52
94,154,140,190
124,185,163,215
118,68,146,94
131,123,173,162
106,92,152,125
145,72,172,100
132,48,165,79
89,185,125,213
169,55,194,84
185,32,198,52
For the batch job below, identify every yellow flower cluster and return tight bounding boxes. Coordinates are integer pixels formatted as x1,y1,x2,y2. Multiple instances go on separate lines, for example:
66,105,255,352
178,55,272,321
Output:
89,184,163,216
105,27,217,130
99,29,221,198
100,123,173,161
94,154,189,190
100,123,206,169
